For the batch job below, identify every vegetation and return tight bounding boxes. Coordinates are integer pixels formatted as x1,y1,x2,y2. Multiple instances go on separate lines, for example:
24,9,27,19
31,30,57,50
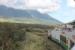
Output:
0,22,26,50
0,22,52,50
0,22,62,50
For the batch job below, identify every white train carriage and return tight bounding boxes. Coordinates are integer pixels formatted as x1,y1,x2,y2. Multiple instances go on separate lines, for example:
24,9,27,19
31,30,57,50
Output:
48,25,75,50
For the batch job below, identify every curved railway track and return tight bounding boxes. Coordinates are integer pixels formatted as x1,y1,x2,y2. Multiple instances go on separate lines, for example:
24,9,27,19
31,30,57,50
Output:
47,37,65,50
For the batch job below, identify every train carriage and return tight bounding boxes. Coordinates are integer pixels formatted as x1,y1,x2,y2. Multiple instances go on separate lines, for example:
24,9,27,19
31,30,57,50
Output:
48,24,75,50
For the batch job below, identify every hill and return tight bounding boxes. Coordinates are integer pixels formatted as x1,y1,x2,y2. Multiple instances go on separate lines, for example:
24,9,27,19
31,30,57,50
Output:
0,5,62,25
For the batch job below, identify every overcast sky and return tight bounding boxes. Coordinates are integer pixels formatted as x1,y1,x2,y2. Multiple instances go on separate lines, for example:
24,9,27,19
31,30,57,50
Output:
0,0,75,23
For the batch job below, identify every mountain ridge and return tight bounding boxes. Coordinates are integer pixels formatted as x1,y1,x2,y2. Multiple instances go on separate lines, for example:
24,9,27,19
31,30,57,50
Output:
0,5,62,25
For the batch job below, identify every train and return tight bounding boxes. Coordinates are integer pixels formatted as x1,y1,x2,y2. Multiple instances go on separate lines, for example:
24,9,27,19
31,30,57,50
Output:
48,24,75,50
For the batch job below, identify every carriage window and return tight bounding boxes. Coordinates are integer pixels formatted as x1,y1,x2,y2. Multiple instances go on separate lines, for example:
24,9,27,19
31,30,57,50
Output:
60,35,66,44
70,40,74,48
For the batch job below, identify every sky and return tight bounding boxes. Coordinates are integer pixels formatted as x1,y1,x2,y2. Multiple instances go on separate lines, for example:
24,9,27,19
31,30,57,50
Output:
0,0,75,23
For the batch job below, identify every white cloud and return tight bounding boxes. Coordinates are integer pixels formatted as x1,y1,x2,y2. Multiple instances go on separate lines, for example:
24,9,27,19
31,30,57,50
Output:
67,0,75,8
0,0,61,13
0,0,8,5
25,0,60,13
0,0,16,7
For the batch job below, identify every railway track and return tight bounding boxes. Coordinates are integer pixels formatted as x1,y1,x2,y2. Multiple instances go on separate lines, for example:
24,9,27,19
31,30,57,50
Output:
47,37,65,50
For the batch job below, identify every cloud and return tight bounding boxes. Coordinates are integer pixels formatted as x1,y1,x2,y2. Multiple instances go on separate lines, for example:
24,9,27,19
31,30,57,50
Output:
25,0,60,13
0,0,8,5
0,0,61,13
67,0,75,8
0,0,16,7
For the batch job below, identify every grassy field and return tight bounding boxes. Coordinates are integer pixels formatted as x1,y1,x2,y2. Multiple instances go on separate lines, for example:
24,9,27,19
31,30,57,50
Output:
0,22,63,50
23,32,47,50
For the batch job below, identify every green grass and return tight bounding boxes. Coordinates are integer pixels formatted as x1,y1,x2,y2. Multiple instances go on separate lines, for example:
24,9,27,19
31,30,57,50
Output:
22,32,47,50
0,22,62,50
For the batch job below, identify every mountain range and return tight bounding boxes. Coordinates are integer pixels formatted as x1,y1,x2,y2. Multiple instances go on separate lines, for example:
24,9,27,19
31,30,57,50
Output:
0,5,62,25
